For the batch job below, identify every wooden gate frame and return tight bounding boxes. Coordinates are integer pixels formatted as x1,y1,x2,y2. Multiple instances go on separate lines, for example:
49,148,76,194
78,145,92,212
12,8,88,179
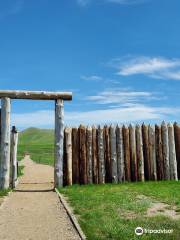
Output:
0,90,72,189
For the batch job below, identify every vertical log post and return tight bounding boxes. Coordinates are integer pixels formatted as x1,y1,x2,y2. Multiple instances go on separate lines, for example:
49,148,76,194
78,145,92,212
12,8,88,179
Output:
122,125,131,181
129,124,137,181
63,128,67,186
168,123,178,180
72,127,79,184
0,98,11,189
54,99,64,188
116,125,125,182
97,126,105,184
161,121,170,180
148,125,157,180
155,125,164,180
10,126,18,188
142,123,151,180
65,127,72,186
136,124,144,181
110,125,118,183
79,125,87,184
104,125,111,182
174,122,180,179
87,126,93,184
92,126,98,184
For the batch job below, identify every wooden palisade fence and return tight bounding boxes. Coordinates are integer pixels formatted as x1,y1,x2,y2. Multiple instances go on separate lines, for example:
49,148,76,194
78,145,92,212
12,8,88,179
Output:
63,122,180,186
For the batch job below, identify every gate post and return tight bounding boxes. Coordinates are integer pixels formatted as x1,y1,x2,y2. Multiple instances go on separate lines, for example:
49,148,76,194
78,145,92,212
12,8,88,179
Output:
10,126,18,188
0,97,11,189
54,99,64,188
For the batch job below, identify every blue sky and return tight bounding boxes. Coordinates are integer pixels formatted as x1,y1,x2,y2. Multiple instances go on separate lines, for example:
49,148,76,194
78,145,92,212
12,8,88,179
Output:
1,0,180,129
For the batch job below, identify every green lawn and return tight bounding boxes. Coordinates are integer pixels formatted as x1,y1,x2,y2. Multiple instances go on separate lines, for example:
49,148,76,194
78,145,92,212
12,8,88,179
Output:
18,127,54,165
18,144,54,165
59,181,180,240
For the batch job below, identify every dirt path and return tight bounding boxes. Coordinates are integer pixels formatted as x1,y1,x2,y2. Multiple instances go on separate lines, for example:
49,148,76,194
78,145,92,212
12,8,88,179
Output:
0,156,80,240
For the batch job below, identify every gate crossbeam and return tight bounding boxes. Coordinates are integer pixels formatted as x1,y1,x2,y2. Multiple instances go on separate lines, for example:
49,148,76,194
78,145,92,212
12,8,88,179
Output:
0,90,72,100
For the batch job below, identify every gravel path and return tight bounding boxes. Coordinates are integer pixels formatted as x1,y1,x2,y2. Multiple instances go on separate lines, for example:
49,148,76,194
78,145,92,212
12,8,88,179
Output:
0,156,80,240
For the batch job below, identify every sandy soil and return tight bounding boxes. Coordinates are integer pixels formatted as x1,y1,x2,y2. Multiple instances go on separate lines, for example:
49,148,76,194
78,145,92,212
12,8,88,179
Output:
137,195,180,220
0,156,80,240
147,202,180,220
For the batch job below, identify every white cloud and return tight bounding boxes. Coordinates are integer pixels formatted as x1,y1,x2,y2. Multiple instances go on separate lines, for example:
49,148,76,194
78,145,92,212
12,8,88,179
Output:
77,0,148,6
12,110,54,129
77,0,90,6
106,0,148,4
112,56,180,80
11,105,179,129
86,89,160,104
158,71,180,80
66,105,176,125
81,75,103,81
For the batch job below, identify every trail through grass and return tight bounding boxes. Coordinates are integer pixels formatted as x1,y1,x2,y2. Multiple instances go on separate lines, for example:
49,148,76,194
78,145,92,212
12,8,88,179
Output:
18,128,54,165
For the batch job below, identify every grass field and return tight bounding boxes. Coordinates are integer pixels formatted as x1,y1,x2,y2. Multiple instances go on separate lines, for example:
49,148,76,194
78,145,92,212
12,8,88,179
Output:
18,127,54,165
59,181,180,240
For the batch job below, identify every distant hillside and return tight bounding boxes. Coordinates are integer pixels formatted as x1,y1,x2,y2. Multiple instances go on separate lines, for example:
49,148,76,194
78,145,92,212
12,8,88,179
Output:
18,128,54,165
19,127,54,145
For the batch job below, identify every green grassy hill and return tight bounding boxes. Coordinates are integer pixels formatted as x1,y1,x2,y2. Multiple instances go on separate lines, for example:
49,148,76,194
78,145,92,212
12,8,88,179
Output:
18,127,54,165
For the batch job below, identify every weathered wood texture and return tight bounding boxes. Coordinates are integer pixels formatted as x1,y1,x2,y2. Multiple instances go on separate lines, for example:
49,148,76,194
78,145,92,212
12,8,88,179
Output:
142,124,151,180
148,125,157,180
72,128,79,184
155,125,164,180
54,99,64,188
122,125,131,181
174,122,180,179
110,126,117,183
98,126,105,183
92,126,98,184
63,128,67,186
116,125,124,182
0,98,11,189
64,127,72,185
129,124,137,181
10,126,18,188
79,125,87,184
0,90,72,100
161,122,170,180
86,126,93,184
62,123,179,185
168,124,178,180
136,125,144,181
104,126,111,182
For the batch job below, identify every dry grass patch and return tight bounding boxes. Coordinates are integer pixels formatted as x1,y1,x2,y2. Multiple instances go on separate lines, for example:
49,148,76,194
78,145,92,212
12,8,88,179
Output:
147,202,180,220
